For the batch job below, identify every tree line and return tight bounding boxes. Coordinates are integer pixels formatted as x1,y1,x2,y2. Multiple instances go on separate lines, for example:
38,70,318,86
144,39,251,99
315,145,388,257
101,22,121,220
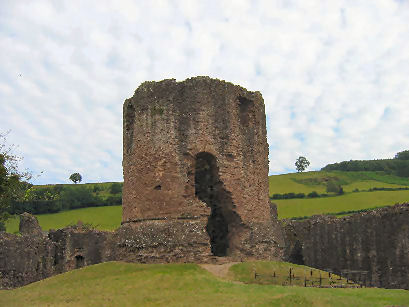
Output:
321,150,409,177
8,183,123,215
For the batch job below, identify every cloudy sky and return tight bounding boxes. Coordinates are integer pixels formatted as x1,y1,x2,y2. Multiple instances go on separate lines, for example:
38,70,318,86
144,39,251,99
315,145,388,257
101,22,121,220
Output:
1,0,409,184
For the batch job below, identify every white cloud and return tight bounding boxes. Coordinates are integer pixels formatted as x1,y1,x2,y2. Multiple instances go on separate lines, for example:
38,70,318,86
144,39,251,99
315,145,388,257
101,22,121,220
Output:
1,0,409,184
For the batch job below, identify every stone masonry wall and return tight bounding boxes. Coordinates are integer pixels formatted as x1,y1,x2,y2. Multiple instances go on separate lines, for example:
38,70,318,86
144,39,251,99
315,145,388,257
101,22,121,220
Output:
2,205,409,289
123,77,270,223
0,207,284,289
283,203,409,289
122,77,284,258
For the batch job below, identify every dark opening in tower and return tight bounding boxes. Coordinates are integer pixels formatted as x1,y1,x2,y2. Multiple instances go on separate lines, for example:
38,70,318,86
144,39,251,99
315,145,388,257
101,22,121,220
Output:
194,152,241,256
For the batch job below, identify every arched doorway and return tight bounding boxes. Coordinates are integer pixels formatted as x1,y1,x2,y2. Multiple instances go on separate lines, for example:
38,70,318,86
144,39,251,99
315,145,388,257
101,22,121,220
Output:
194,152,241,256
75,255,85,269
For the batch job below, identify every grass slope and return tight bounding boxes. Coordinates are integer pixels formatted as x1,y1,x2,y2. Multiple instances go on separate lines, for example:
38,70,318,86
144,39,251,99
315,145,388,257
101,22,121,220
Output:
269,171,409,219
228,261,352,287
269,171,409,195
0,262,408,307
6,206,121,233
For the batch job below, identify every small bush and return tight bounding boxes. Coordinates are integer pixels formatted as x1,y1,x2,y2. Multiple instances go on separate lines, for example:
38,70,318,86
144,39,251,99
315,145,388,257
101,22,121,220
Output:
307,191,319,198
326,180,343,194
106,195,122,206
282,193,295,199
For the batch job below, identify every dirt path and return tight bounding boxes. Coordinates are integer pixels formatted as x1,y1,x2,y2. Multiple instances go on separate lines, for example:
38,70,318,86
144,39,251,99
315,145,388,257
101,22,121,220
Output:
199,262,240,279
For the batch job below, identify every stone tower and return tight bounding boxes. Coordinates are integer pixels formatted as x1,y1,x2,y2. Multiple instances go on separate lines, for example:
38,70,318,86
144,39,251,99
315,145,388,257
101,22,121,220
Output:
122,77,284,260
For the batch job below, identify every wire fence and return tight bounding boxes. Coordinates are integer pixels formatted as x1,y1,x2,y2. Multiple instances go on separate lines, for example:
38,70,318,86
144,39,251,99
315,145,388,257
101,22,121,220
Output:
253,267,370,288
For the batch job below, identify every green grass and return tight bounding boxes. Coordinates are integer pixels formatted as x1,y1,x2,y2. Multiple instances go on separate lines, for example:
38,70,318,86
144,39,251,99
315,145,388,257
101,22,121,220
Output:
268,171,409,219
0,262,408,307
275,190,409,219
5,206,122,233
269,171,409,195
228,261,353,287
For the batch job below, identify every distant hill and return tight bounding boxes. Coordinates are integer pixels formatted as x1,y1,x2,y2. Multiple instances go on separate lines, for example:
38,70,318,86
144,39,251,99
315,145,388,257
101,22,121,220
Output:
321,150,409,177
269,170,409,219
6,162,409,233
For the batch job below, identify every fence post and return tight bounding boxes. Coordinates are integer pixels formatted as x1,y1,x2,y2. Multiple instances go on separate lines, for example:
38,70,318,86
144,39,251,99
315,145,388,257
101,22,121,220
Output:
289,268,292,285
319,271,322,287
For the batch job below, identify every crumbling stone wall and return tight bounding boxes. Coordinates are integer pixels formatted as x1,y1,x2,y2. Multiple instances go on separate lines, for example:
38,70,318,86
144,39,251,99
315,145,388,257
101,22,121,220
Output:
122,77,284,259
283,203,409,289
0,232,54,288
0,217,115,289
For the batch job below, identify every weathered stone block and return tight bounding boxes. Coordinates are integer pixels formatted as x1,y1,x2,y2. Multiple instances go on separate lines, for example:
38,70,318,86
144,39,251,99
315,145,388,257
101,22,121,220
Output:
19,212,43,237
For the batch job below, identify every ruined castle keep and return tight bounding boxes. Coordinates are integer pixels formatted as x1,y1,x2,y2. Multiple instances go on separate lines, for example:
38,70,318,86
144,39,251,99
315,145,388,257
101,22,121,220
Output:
2,76,408,290
122,77,284,258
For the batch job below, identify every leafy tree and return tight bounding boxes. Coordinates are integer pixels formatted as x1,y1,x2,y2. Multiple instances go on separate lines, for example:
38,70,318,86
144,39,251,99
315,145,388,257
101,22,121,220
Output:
110,182,122,194
59,186,99,210
307,191,319,198
0,132,32,228
395,150,409,160
295,156,310,172
69,172,82,184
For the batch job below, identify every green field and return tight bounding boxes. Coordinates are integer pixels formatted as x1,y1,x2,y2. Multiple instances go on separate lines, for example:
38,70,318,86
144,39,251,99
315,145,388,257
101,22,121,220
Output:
5,170,409,233
6,206,122,233
1,262,408,307
269,171,409,219
269,171,409,195
275,190,409,219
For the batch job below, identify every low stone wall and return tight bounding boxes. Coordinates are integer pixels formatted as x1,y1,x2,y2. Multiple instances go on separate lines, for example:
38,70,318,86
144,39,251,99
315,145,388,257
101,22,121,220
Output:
283,203,409,289
0,213,283,289
4,204,407,289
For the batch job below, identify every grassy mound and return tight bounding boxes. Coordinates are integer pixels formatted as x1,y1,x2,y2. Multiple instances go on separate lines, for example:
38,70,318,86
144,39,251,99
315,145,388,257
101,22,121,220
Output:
228,261,352,287
0,262,408,306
